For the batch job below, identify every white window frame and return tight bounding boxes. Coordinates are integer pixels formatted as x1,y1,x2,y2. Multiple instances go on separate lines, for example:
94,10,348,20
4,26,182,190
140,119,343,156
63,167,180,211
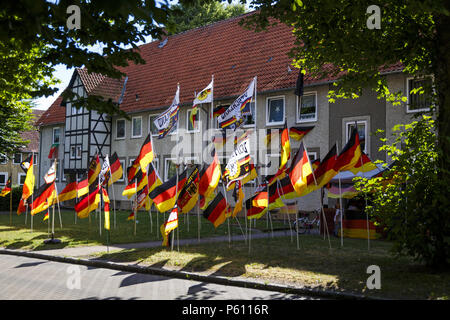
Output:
148,114,160,137
0,155,8,164
70,146,76,159
406,76,434,113
53,127,61,144
266,96,286,126
164,157,177,181
116,119,126,140
61,160,66,182
296,92,318,123
131,116,142,139
345,119,369,155
0,172,7,186
33,154,38,165
55,160,60,182
151,157,160,174
184,156,199,165
186,109,201,133
307,151,318,161
18,173,26,186
13,153,22,165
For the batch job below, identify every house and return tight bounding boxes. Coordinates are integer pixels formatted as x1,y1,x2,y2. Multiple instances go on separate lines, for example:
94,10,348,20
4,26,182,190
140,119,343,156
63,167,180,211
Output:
0,109,44,189
35,12,431,212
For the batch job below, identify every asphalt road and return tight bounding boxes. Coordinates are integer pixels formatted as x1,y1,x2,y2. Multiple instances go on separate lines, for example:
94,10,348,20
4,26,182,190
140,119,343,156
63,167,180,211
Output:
0,255,317,300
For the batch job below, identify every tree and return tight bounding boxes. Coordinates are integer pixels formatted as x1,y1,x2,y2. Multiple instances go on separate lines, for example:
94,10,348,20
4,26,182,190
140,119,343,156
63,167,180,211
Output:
0,0,178,157
167,0,247,35
241,0,450,267
354,116,449,268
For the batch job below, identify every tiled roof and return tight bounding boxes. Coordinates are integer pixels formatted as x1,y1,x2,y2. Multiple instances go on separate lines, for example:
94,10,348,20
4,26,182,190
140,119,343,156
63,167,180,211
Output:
19,109,45,153
37,11,403,126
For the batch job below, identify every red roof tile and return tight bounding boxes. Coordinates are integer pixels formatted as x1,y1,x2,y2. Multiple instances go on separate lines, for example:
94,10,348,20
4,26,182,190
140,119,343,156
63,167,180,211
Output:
20,109,45,152
37,11,403,126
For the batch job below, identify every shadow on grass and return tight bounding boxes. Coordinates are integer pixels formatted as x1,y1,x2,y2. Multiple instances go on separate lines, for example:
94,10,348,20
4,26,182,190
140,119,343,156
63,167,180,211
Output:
94,235,450,299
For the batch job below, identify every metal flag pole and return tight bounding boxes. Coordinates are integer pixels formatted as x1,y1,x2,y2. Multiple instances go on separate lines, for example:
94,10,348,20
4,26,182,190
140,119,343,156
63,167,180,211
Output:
149,202,153,234
9,172,12,226
336,140,344,247
30,153,34,233
98,177,101,236
75,172,78,224
110,173,117,229
134,177,137,236
276,178,293,242
221,177,231,247
360,152,371,251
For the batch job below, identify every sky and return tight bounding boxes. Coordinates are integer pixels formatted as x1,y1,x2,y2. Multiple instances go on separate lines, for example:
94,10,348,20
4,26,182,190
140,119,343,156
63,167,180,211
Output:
32,0,251,111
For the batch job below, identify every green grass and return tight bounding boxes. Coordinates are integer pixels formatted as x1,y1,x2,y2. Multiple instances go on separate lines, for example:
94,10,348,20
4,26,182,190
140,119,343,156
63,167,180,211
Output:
93,235,450,300
0,208,285,251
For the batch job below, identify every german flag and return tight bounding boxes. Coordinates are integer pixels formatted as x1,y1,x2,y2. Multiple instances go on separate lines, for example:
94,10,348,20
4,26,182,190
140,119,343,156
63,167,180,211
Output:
101,187,111,230
122,169,148,199
200,192,216,210
289,126,314,141
311,158,320,170
177,166,200,214
58,181,78,202
43,211,49,221
0,177,11,197
30,182,56,216
334,127,362,173
280,123,291,170
136,134,154,174
203,192,228,228
75,184,100,219
147,162,162,193
77,178,89,198
108,152,123,186
232,181,244,217
17,198,26,215
149,169,188,213
289,142,313,195
226,162,257,191
213,105,227,118
88,153,101,185
199,148,221,198
21,155,34,200
136,184,151,210
127,211,135,221
310,144,338,190
161,205,179,246
349,152,377,174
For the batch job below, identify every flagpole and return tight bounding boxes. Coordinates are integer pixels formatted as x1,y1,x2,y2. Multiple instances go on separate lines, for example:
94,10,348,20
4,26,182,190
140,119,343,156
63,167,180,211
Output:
9,171,12,226
54,182,63,229
30,153,34,233
110,176,117,229
276,179,293,242
75,173,78,224
98,176,101,236
134,177,137,236
336,140,344,247
360,154,370,251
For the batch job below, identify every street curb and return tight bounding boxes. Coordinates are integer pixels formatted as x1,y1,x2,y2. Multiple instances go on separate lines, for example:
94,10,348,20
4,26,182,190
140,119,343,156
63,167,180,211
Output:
0,248,382,300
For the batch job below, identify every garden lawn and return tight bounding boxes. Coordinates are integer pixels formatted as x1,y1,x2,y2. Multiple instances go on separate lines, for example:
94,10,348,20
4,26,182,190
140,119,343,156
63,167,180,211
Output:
0,208,285,251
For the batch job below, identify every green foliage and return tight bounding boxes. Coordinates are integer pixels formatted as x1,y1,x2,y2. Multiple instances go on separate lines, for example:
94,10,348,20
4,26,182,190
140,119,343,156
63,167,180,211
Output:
167,0,247,35
354,116,450,268
0,186,23,211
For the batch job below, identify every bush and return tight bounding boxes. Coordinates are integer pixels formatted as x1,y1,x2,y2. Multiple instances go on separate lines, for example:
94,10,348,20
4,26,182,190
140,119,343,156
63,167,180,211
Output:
354,116,450,268
0,186,23,211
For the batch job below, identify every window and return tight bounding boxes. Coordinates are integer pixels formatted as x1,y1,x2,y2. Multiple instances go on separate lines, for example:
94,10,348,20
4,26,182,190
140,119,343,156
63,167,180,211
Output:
242,102,255,127
18,173,26,186
13,153,22,165
33,154,38,165
53,127,61,144
308,152,318,161
148,115,160,136
164,158,177,181
55,160,60,182
407,76,433,112
116,119,126,139
61,161,66,182
346,121,368,154
0,173,7,186
297,93,317,122
71,146,82,159
266,96,285,126
132,116,142,138
187,109,200,132
0,155,7,164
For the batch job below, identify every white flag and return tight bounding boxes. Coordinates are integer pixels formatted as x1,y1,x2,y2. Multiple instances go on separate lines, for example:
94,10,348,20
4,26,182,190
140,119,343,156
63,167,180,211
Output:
99,155,110,186
193,78,213,106
153,85,180,138
44,161,56,184
217,77,255,130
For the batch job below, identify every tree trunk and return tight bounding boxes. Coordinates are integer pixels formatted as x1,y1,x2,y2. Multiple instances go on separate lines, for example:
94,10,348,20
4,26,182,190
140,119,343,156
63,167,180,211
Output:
432,10,450,268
